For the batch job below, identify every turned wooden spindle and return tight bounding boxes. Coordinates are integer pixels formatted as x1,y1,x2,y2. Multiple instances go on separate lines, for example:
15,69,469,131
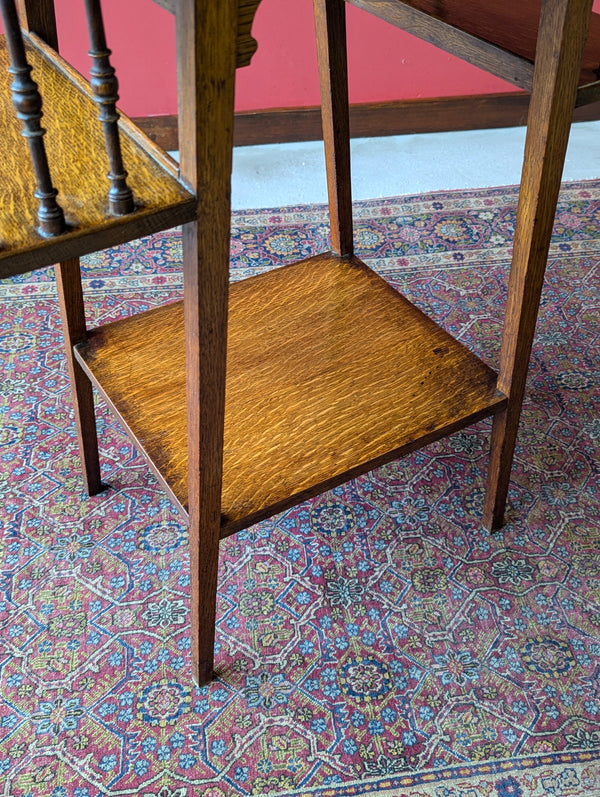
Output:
83,0,134,215
0,0,65,236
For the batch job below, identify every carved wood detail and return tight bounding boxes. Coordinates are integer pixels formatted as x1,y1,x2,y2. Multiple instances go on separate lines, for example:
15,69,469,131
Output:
149,0,263,68
236,0,262,67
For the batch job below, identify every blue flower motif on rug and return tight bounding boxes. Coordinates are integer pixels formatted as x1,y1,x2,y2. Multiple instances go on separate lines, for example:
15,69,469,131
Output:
1,183,600,796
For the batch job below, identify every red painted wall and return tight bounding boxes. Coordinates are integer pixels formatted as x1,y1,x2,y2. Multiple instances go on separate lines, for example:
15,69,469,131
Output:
236,0,513,111
5,0,600,117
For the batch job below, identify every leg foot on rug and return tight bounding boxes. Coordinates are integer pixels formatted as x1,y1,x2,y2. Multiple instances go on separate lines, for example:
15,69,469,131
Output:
483,409,513,532
192,661,214,688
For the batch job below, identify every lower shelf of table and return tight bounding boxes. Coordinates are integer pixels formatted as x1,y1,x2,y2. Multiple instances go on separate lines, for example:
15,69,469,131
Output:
75,251,506,535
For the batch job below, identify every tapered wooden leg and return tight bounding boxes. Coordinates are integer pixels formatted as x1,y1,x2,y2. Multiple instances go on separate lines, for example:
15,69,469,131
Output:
485,407,521,530
183,222,229,686
314,0,354,256
483,0,593,530
176,0,237,685
55,259,104,496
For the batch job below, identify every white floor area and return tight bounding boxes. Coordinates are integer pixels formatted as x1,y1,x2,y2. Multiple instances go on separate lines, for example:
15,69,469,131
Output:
230,120,600,210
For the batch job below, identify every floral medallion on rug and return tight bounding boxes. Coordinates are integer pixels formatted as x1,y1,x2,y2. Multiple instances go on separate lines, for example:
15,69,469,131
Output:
1,181,600,797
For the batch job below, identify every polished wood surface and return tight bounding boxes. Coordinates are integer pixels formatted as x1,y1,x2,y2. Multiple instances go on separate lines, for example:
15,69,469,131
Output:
4,0,592,683
75,252,506,535
346,0,600,92
16,0,58,49
0,33,195,277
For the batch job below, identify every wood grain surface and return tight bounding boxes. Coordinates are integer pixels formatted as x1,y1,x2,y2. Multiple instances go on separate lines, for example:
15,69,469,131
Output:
346,0,600,91
75,252,506,535
0,32,195,278
483,0,594,529
175,0,238,685
149,0,262,68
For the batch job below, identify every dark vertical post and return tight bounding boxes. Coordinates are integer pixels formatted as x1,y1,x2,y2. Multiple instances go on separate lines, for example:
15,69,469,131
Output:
15,0,58,49
177,0,237,685
55,260,105,496
0,0,64,236
83,0,134,215
483,0,593,530
314,0,354,256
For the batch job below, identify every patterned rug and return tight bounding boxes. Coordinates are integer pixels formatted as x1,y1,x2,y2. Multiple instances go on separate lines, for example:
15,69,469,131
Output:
1,181,600,797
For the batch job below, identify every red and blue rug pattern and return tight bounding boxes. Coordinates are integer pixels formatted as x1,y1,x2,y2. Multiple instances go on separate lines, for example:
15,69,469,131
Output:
1,182,599,796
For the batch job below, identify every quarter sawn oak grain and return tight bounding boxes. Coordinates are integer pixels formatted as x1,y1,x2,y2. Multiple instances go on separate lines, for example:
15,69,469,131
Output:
75,252,506,535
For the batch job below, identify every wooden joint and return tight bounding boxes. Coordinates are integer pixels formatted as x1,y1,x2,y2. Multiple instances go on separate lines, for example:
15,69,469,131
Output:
34,186,65,235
